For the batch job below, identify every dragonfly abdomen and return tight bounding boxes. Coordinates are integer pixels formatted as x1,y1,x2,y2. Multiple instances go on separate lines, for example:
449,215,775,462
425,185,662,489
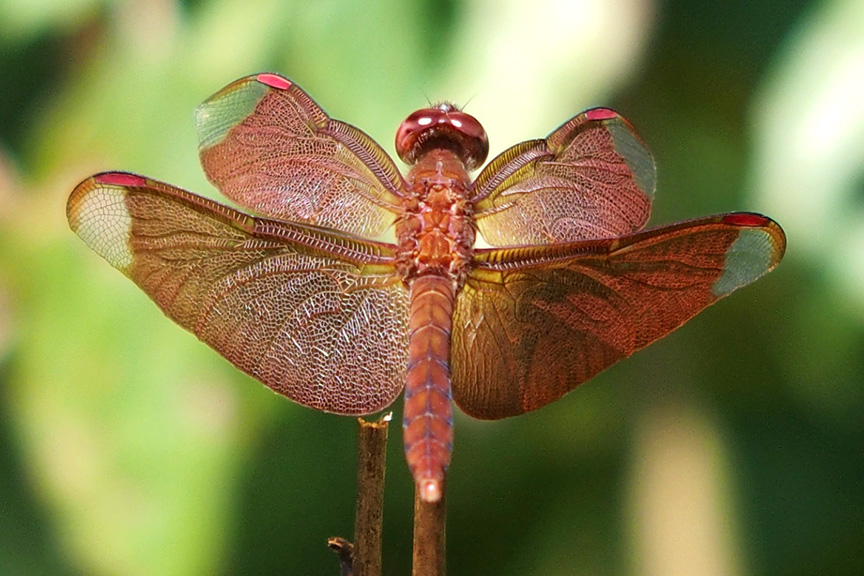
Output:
403,274,455,503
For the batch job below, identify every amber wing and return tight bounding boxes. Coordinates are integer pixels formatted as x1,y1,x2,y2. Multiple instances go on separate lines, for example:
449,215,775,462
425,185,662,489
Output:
67,172,410,415
196,73,407,237
452,214,786,419
472,108,656,246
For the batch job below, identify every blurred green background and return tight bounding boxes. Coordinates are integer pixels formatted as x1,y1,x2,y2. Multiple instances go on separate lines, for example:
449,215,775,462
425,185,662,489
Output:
1,0,862,574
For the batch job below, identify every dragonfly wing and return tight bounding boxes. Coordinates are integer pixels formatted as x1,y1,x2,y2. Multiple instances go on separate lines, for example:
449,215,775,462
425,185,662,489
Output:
472,108,656,246
68,172,410,415
452,213,785,419
196,73,407,237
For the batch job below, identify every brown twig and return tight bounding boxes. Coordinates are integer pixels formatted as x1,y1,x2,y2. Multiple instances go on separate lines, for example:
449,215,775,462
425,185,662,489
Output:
328,537,354,576
412,477,446,576
352,413,391,576
329,414,390,576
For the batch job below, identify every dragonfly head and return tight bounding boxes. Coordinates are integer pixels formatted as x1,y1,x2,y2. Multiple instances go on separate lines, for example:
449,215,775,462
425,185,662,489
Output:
395,103,489,171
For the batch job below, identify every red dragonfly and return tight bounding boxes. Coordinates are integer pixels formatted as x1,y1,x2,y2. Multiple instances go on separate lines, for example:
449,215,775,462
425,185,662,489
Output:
68,73,785,502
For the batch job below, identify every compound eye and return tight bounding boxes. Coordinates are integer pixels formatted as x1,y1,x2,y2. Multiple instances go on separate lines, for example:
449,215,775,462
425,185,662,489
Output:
395,104,489,170
394,109,434,163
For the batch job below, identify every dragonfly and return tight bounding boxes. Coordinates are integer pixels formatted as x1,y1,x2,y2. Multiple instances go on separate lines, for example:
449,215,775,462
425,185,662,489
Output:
67,73,786,502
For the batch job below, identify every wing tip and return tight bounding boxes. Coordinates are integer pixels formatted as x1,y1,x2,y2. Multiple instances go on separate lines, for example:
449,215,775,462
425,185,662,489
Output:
712,216,786,297
721,211,787,257
196,75,274,150
67,174,134,272
580,107,657,202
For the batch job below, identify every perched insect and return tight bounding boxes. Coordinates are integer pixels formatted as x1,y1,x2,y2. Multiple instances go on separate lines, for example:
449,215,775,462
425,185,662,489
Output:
68,73,786,502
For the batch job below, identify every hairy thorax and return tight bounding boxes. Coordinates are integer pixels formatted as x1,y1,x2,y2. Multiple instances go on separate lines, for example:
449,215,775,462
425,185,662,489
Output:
395,150,476,286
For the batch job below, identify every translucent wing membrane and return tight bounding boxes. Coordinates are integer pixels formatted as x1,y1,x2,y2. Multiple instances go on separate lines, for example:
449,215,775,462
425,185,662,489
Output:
472,108,656,246
451,213,786,419
67,172,410,414
196,73,407,237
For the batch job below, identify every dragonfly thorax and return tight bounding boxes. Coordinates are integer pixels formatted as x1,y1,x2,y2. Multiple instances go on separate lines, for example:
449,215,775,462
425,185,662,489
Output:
395,150,476,286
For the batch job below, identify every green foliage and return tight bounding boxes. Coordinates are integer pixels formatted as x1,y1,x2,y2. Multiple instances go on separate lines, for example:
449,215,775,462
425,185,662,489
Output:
1,0,861,575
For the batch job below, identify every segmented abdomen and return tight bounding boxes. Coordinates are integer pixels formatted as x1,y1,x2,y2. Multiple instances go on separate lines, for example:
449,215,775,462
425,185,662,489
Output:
403,274,455,502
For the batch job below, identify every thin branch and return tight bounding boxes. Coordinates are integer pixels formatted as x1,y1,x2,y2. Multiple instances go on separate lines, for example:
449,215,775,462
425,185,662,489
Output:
353,413,391,576
327,537,354,576
412,477,446,576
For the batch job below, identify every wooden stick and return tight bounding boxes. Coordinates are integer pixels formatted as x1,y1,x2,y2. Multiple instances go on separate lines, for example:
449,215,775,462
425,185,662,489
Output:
412,477,446,576
353,413,390,576
327,537,354,576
